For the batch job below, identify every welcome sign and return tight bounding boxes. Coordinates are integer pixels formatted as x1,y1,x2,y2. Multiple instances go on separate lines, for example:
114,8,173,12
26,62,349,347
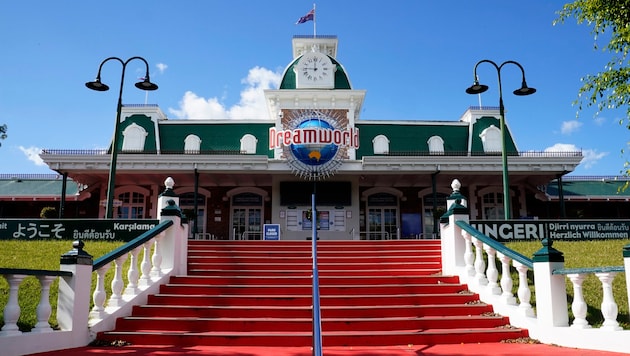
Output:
0,219,159,241
470,220,630,241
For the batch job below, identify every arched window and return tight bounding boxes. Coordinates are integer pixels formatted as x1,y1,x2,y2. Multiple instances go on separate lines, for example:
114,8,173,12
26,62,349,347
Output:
427,135,445,155
121,123,148,151
240,134,258,154
372,135,389,155
184,134,202,153
479,125,501,152
116,191,146,219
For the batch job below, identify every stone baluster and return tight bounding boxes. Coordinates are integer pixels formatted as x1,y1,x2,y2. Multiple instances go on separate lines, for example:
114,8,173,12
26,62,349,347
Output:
595,272,622,331
139,239,154,287
461,230,475,277
513,261,534,317
31,275,57,333
497,252,516,305
150,233,164,278
0,274,26,336
124,245,142,295
107,254,128,308
472,237,488,287
567,273,590,329
90,264,109,319
483,244,501,295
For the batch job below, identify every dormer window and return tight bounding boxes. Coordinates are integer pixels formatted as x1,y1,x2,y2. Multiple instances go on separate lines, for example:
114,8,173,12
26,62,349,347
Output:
184,134,202,153
480,125,502,152
372,135,389,155
240,134,258,154
121,123,148,152
427,136,445,155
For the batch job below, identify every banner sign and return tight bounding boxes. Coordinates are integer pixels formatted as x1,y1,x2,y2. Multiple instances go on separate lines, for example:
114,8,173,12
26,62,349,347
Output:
469,220,630,241
263,224,281,240
0,219,159,241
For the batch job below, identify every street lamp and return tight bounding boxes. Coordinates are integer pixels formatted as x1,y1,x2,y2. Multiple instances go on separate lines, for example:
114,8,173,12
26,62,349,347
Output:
86,57,158,219
465,60,536,220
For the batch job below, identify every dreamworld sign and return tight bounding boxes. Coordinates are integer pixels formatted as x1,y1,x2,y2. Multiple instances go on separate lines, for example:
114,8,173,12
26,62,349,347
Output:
470,220,630,241
270,111,359,179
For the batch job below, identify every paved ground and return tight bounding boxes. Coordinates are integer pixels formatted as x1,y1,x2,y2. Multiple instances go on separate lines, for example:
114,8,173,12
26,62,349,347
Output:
32,342,629,356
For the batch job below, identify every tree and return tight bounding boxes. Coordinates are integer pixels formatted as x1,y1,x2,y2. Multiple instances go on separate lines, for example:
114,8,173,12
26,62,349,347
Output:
0,124,6,147
555,0,630,175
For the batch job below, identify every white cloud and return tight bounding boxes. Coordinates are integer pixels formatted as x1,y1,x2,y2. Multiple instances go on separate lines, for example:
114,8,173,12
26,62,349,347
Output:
593,116,606,126
156,63,168,74
560,120,582,135
544,143,607,169
19,146,45,166
168,66,281,120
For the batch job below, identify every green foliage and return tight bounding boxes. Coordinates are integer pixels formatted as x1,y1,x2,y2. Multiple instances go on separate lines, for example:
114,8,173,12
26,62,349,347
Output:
507,239,630,329
555,1,630,175
0,124,6,147
0,240,124,331
39,207,57,219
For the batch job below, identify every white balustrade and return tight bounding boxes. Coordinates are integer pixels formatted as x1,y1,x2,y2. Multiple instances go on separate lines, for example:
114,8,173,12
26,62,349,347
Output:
513,261,535,317
124,246,142,295
32,275,57,333
139,239,154,287
107,254,128,308
0,274,26,336
483,244,501,295
567,273,590,329
472,237,488,287
90,265,109,320
497,252,516,305
150,234,163,278
595,272,622,331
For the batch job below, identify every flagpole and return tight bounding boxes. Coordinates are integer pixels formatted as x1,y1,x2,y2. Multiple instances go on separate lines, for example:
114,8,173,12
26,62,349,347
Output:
313,3,317,38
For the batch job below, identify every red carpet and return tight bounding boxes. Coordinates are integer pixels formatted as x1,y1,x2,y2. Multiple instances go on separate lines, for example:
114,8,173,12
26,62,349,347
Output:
32,343,629,356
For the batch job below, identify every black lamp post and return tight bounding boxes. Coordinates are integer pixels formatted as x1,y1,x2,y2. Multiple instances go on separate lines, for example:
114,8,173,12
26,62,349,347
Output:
465,60,536,220
86,56,158,219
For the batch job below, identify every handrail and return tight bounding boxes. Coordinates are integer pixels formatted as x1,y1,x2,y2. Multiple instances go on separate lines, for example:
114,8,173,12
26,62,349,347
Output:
0,268,72,277
455,220,533,269
553,266,625,275
310,193,323,356
92,220,173,270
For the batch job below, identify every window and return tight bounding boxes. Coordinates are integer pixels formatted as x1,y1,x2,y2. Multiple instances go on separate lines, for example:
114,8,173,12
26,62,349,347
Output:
116,192,145,219
240,134,258,154
427,135,444,155
479,125,501,152
372,135,389,154
482,192,504,219
184,134,202,153
121,123,148,151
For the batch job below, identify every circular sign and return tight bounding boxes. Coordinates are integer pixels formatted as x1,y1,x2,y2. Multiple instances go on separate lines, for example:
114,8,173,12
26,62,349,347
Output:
290,118,339,166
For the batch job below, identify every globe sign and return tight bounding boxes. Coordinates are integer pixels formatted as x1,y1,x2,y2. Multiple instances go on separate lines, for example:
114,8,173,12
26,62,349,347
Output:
290,118,339,166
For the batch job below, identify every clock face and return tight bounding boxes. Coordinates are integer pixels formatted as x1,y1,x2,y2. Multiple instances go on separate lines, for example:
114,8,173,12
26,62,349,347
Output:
297,53,332,83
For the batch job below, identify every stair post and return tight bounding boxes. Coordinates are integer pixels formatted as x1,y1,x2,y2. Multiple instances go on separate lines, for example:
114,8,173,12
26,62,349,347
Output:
440,179,470,276
157,177,187,275
533,238,569,326
57,240,93,341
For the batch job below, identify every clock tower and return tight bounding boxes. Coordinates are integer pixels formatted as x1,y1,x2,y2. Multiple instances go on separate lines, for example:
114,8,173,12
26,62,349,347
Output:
265,35,366,173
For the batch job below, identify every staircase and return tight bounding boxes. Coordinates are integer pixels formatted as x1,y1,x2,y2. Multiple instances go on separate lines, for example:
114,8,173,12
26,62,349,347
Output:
97,240,528,347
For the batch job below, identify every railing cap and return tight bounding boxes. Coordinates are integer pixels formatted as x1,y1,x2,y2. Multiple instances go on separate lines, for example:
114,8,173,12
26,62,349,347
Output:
60,240,93,265
533,237,564,263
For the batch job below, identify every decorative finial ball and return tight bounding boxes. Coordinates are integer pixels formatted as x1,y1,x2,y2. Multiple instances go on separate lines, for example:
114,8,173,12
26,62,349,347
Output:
164,177,175,190
451,179,461,192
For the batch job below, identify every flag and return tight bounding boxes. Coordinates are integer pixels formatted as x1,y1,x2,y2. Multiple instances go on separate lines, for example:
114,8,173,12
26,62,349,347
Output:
296,9,314,24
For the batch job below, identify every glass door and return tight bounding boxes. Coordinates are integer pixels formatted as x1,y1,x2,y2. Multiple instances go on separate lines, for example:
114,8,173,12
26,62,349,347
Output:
367,208,397,240
231,192,263,240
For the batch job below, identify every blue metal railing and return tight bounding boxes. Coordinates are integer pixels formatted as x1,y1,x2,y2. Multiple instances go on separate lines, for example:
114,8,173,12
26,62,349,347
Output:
310,193,323,356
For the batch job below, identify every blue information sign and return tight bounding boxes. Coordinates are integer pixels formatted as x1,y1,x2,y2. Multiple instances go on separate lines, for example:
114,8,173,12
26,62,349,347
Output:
263,224,281,240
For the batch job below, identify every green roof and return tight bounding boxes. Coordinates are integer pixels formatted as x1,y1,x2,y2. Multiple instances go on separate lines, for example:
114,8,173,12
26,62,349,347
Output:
355,122,469,157
546,177,630,198
0,175,79,197
158,122,274,156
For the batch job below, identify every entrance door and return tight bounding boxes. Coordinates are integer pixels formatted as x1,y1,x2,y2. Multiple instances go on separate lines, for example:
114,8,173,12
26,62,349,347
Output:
367,208,397,240
232,208,262,240
231,192,263,240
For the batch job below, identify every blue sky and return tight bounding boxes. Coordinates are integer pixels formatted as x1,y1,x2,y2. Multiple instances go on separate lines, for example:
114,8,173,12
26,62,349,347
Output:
1,1,628,176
